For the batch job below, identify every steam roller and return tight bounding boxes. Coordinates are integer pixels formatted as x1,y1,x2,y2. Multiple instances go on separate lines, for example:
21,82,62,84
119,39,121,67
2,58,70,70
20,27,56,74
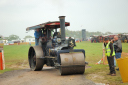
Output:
27,16,86,75
60,53,85,75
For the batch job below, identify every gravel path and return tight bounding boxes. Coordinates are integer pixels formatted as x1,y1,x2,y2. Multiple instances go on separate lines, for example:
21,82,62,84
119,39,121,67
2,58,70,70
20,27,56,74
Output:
0,67,95,85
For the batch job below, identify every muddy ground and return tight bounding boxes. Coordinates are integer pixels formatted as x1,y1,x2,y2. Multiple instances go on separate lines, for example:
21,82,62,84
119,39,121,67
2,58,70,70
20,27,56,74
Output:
0,66,96,85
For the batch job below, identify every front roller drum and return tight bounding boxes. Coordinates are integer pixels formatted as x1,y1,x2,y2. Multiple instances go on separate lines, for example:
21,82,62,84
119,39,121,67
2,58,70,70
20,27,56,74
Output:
28,46,44,71
60,52,85,75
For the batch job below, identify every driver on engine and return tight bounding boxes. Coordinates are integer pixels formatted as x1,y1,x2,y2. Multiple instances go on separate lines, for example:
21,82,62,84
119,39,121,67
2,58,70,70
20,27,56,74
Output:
34,28,42,46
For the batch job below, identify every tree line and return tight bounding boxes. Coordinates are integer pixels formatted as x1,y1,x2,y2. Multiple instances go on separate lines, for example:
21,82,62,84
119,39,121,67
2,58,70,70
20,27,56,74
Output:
65,29,114,39
0,35,33,41
1,30,125,41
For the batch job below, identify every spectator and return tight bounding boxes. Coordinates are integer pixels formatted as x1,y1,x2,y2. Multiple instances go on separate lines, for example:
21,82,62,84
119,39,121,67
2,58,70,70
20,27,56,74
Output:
113,36,122,71
29,42,31,46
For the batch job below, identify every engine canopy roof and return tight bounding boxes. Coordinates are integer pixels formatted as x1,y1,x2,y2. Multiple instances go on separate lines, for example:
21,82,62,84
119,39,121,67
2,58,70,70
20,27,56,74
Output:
26,21,70,31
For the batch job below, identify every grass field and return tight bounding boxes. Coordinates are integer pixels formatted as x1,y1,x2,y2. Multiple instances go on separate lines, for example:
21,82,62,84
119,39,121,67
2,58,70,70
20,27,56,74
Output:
0,41,128,85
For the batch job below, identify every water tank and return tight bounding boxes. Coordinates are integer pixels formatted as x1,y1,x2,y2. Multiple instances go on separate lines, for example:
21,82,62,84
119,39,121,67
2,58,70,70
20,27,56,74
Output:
82,29,86,41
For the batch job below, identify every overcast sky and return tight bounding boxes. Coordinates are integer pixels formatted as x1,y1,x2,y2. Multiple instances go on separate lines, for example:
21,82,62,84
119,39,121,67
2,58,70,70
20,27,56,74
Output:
0,0,128,39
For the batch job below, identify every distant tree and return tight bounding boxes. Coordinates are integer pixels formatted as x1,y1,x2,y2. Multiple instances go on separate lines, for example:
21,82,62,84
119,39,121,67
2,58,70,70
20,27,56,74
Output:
3,37,9,40
0,35,3,40
8,35,20,41
24,35,33,39
104,32,113,35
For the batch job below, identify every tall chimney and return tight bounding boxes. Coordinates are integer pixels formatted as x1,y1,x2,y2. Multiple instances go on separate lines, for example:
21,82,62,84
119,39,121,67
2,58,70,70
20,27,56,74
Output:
59,16,66,43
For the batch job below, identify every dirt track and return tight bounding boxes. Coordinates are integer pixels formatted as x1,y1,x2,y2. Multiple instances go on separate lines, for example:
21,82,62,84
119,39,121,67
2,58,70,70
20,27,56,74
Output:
0,67,95,85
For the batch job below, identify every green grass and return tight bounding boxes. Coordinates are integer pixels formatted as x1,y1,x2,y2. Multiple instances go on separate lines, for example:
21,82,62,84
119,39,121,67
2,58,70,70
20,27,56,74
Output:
122,43,128,53
0,42,128,84
4,45,29,64
0,44,32,74
75,41,103,64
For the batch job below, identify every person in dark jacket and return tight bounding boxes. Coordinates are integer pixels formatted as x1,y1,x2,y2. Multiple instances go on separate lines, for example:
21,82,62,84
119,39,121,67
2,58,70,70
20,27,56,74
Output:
104,38,116,76
113,36,122,71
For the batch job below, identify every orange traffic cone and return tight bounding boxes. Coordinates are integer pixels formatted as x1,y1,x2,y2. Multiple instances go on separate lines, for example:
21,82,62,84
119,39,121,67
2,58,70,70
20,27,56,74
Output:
0,52,3,70
96,43,108,65
0,50,5,70
96,58,103,64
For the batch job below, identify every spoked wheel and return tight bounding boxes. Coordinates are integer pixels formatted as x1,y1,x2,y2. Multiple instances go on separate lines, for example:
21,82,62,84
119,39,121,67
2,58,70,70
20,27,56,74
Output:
28,46,44,71
60,52,85,75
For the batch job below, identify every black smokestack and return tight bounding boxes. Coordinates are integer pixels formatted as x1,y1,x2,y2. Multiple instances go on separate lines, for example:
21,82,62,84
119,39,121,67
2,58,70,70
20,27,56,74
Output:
59,16,66,43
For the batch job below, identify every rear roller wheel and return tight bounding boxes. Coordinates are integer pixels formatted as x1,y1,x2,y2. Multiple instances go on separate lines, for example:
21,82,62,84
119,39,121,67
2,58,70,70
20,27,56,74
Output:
28,46,44,71
60,52,85,75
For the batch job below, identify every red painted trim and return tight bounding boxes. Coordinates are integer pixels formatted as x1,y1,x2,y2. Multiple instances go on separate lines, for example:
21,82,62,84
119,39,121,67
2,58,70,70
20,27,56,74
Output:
46,22,70,26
